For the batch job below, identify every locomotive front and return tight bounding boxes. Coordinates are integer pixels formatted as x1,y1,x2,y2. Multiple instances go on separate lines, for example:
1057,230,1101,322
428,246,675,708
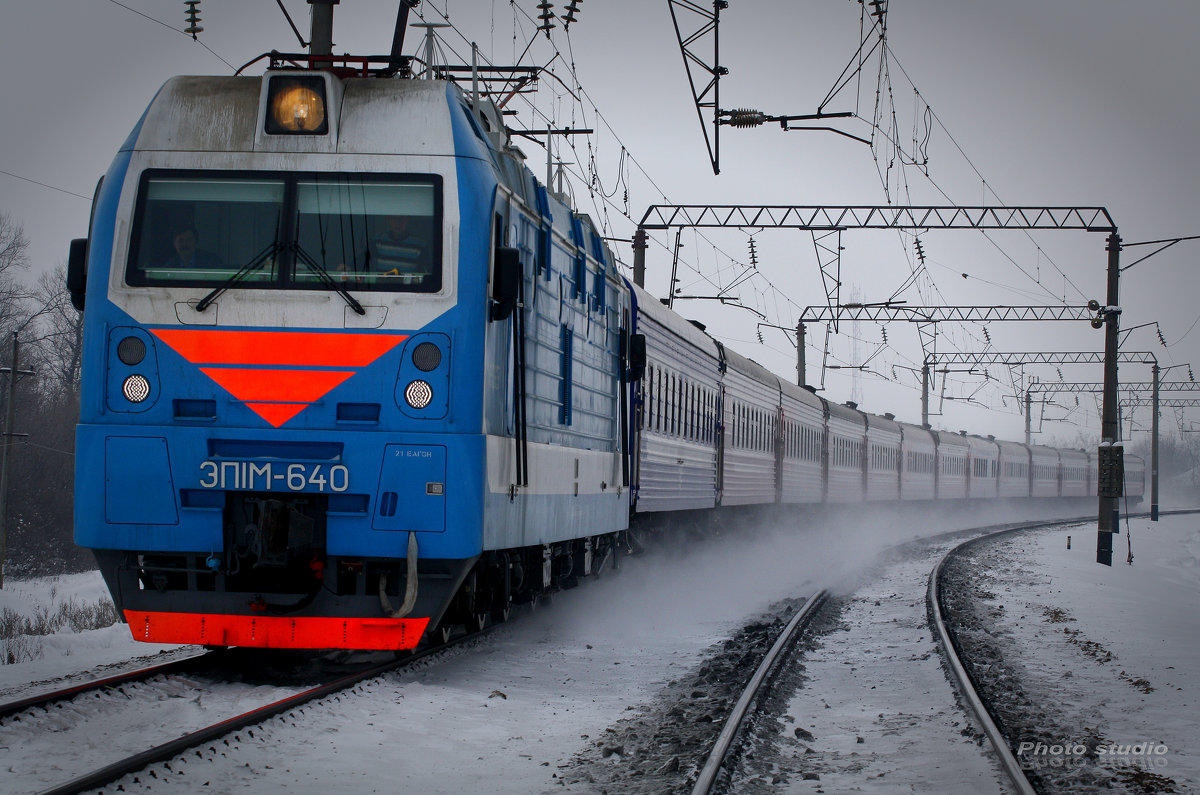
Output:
70,68,501,649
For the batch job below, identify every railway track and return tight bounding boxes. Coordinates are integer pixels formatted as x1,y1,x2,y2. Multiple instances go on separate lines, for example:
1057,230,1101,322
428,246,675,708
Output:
1,626,500,795
690,590,830,795
930,523,1048,795
692,515,1106,793
931,509,1198,795
0,651,212,721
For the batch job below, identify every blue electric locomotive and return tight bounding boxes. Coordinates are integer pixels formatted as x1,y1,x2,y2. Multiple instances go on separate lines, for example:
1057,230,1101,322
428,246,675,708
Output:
67,52,633,649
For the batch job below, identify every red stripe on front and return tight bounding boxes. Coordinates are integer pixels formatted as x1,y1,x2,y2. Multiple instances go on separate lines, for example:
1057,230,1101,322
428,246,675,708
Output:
124,610,431,650
200,368,354,403
242,402,310,427
151,329,407,367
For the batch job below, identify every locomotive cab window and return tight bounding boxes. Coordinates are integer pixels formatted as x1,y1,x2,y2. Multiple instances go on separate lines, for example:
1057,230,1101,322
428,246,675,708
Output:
127,176,285,286
126,171,442,293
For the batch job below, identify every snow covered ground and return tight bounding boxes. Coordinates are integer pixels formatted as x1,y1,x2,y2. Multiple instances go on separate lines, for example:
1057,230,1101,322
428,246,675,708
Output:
946,513,1200,793
0,506,1195,794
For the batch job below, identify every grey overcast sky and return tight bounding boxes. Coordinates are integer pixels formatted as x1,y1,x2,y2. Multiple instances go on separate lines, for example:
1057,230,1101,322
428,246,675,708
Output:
1,1,1196,442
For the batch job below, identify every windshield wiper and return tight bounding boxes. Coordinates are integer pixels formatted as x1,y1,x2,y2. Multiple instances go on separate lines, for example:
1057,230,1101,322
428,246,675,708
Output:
289,242,366,316
195,241,280,312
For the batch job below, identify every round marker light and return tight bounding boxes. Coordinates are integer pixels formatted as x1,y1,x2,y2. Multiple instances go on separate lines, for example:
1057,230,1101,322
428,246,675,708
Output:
412,342,442,372
117,336,146,365
404,380,434,410
122,374,151,403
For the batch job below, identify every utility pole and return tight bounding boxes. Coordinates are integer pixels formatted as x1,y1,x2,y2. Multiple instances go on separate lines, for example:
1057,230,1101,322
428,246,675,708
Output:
1097,232,1122,566
0,332,34,589
1152,362,1160,521
1025,390,1032,445
796,321,806,388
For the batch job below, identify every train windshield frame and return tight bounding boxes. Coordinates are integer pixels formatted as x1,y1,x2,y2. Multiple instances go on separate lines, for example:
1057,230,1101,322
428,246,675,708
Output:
125,170,443,294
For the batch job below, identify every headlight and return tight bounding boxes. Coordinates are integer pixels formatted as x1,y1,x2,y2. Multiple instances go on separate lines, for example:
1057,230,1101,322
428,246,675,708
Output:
404,380,433,409
122,375,151,403
266,76,328,134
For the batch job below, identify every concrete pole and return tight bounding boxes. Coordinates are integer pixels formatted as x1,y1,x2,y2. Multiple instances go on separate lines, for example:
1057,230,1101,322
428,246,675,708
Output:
1152,362,1160,521
1025,390,1032,445
796,322,806,388
0,333,18,589
921,364,930,428
1097,232,1122,566
632,227,647,288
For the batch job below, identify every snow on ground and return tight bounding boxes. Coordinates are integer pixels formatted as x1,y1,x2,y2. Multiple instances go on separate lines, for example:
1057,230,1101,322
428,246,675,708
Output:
0,504,1195,794
726,532,1011,794
0,571,192,697
960,513,1200,792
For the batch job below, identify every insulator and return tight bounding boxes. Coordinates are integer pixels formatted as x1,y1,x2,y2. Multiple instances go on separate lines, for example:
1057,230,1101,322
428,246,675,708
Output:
747,237,758,268
563,0,580,27
1190,366,1195,382
725,108,765,128
184,0,203,38
537,1,556,36
914,237,925,263
1157,327,1167,346
756,329,764,344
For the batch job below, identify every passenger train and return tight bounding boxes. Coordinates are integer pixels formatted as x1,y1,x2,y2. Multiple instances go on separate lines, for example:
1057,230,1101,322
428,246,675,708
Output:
67,33,1143,651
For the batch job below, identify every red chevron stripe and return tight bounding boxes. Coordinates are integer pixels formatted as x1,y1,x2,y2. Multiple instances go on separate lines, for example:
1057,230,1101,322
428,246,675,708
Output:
242,403,310,427
200,368,355,403
151,329,407,367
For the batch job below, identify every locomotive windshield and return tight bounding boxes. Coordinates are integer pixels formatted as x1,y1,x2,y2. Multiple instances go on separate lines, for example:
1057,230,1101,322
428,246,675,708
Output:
126,171,442,293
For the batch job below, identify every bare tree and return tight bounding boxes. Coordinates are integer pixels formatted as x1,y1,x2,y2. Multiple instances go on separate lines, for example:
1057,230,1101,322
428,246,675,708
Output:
27,267,81,398
0,213,32,337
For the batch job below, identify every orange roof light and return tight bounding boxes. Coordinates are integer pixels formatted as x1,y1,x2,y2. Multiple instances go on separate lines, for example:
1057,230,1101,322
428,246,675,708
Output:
266,76,328,135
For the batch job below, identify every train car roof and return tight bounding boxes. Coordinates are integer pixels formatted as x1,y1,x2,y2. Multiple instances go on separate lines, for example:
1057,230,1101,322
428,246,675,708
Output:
962,434,1000,454
822,400,865,427
862,411,902,434
932,429,970,449
779,381,826,415
722,344,783,392
897,421,935,444
629,281,721,356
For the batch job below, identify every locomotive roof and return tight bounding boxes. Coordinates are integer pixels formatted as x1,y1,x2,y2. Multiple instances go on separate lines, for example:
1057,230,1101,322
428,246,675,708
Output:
130,75,462,158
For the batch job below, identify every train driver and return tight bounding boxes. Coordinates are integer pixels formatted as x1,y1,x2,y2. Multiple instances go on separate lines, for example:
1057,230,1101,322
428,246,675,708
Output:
162,225,220,269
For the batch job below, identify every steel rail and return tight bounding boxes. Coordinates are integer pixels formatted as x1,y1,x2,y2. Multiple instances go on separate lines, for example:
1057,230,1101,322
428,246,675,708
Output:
0,650,212,720
35,628,498,795
691,589,829,795
927,510,1198,794
929,524,1041,795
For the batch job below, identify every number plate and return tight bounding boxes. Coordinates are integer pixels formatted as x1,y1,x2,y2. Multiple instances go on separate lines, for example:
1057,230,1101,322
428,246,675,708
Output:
198,460,350,492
